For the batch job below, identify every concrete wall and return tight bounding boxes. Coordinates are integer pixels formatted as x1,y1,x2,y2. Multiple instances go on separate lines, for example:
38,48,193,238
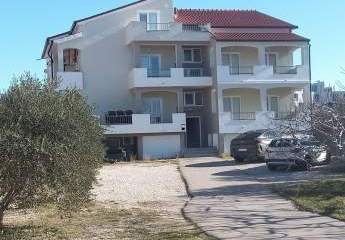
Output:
140,45,176,69
142,134,181,159
223,88,262,112
268,88,296,112
74,0,174,114
142,91,178,122
222,46,258,66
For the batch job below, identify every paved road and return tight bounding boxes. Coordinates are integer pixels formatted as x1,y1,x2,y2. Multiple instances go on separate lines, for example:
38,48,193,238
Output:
180,157,345,240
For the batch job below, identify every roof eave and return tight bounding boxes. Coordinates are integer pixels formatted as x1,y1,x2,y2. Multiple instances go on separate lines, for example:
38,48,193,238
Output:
215,39,310,42
211,25,298,29
42,0,148,59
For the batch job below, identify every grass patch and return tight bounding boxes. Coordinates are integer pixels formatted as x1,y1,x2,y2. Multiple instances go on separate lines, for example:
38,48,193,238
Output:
273,179,345,221
1,203,213,240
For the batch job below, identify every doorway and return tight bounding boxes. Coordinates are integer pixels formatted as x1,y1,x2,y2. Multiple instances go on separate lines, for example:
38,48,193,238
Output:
186,117,201,148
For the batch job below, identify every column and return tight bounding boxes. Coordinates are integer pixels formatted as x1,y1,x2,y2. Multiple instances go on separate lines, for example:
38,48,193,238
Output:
132,43,141,68
217,87,224,113
301,45,310,68
260,87,268,112
258,46,266,66
177,89,184,113
175,44,183,68
303,85,311,105
134,90,143,113
215,44,222,66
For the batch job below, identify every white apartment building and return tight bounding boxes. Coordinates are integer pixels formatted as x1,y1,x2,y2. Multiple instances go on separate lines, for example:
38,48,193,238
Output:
42,0,311,159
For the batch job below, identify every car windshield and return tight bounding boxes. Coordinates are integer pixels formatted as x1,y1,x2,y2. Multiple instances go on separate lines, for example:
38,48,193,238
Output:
269,139,298,148
300,140,321,146
236,130,266,140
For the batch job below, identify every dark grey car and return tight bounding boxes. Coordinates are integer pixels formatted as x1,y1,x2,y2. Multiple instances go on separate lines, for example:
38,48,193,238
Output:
231,130,280,162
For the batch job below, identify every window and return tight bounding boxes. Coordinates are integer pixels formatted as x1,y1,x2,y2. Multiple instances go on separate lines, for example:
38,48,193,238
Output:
184,91,204,106
183,48,202,63
63,49,79,72
223,97,241,113
222,53,240,75
138,11,158,31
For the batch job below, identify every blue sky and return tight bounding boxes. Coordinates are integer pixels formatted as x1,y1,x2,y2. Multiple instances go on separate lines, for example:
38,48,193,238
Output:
0,0,344,91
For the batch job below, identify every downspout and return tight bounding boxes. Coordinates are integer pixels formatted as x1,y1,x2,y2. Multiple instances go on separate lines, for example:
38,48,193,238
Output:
309,43,312,104
47,42,54,80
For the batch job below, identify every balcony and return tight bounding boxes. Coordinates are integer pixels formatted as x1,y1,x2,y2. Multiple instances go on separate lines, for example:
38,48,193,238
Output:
126,21,210,44
129,68,212,89
56,72,83,90
217,65,309,86
102,113,186,135
219,111,274,134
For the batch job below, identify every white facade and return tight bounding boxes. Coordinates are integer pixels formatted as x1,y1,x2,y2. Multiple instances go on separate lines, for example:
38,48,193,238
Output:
42,0,311,159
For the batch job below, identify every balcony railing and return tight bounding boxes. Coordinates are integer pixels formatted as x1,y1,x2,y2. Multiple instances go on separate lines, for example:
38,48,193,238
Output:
146,23,170,31
147,68,171,78
274,66,298,74
273,112,297,120
183,68,211,77
232,112,256,120
228,66,254,75
105,111,133,125
182,24,208,32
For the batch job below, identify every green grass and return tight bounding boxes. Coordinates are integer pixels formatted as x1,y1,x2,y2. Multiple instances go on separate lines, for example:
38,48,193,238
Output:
0,203,213,240
273,179,345,221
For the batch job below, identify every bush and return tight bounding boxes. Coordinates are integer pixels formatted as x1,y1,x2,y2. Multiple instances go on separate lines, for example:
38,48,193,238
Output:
0,73,104,227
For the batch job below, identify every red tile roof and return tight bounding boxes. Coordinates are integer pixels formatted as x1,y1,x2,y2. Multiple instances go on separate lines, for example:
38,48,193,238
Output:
175,9,298,29
213,32,309,42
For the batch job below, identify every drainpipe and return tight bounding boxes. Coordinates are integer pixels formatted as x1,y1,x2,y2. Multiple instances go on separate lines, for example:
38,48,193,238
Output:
47,42,54,80
308,44,312,104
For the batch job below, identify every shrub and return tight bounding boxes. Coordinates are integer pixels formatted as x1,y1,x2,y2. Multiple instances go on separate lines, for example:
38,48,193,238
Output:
0,73,104,227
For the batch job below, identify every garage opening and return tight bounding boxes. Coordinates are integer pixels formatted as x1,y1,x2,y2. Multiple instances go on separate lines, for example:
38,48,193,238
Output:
104,136,138,161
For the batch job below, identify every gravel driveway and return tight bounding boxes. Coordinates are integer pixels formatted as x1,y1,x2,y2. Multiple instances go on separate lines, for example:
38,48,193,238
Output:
92,161,187,212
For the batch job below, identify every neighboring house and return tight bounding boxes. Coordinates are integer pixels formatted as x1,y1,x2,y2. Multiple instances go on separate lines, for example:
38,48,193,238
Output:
311,81,345,104
311,81,333,104
42,0,311,159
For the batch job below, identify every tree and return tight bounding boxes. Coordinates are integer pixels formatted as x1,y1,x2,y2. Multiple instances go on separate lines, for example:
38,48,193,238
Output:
0,73,104,228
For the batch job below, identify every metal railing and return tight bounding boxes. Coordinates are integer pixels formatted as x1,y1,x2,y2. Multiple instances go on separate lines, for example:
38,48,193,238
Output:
274,66,298,74
105,115,133,125
232,112,256,120
182,24,208,32
273,112,297,120
146,23,170,31
183,68,211,77
147,68,171,78
228,66,254,75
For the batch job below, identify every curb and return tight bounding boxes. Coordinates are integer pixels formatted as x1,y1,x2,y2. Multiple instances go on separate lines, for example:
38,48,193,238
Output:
177,160,220,240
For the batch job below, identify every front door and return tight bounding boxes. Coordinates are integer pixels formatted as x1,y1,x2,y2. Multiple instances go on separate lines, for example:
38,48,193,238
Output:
186,117,201,148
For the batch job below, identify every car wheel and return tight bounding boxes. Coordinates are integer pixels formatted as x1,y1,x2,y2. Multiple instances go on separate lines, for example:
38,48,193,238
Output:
267,165,277,171
300,159,311,171
324,152,332,164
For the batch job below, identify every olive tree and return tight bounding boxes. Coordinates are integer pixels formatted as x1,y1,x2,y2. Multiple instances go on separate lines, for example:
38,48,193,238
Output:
0,73,104,227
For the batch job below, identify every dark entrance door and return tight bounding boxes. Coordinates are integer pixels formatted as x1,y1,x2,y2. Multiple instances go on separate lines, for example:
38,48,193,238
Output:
186,117,201,148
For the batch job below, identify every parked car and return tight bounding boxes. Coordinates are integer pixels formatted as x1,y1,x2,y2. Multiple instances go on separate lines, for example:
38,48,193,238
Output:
231,130,281,162
265,136,331,171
